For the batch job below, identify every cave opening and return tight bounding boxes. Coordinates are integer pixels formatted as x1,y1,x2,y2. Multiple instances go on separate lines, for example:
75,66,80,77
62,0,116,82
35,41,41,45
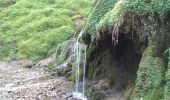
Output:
88,31,148,91
111,32,143,90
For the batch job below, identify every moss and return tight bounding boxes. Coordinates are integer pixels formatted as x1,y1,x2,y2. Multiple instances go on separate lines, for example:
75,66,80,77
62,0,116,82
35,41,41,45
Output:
84,0,170,99
85,0,170,41
55,40,70,64
55,40,87,82
90,92,106,100
164,48,170,100
125,0,170,15
96,0,126,33
84,0,117,37
87,44,96,80
86,82,106,100
88,61,97,80
164,81,170,100
132,87,164,100
133,46,165,99
87,49,112,81
150,87,164,100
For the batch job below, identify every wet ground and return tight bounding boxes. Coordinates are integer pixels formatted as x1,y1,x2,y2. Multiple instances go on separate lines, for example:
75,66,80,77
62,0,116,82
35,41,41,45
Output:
0,61,125,100
0,61,74,100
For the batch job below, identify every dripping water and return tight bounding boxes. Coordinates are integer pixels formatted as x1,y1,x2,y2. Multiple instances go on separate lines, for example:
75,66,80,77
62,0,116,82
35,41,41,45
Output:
72,30,87,100
82,45,87,97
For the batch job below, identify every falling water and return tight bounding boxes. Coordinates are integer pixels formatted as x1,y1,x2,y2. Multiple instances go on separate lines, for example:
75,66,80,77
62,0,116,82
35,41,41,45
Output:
73,30,87,100
75,30,83,93
82,45,87,97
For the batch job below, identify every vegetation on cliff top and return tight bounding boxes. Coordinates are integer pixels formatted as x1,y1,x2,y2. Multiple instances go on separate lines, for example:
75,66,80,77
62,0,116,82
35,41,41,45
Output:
0,0,92,61
85,0,170,40
84,0,117,38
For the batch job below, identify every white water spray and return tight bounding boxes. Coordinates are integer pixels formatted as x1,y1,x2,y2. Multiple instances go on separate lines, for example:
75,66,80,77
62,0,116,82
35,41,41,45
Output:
73,30,87,100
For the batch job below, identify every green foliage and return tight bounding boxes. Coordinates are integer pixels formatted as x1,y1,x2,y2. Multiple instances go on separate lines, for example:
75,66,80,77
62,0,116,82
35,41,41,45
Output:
84,0,170,99
84,0,117,37
17,26,75,60
96,0,125,32
86,85,106,100
164,47,170,100
164,81,170,100
134,47,165,99
55,40,70,64
85,0,170,40
89,91,106,100
0,0,92,61
125,0,170,15
0,0,16,8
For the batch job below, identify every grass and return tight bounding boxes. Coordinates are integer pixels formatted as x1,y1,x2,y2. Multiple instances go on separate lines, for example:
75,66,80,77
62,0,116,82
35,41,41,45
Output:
0,0,93,61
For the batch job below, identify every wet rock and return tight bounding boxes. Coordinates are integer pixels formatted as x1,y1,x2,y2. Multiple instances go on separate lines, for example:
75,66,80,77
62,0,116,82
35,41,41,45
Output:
7,91,12,93
65,93,73,99
19,60,33,68
73,16,84,31
35,57,57,68
55,38,76,77
92,79,110,91
57,65,66,76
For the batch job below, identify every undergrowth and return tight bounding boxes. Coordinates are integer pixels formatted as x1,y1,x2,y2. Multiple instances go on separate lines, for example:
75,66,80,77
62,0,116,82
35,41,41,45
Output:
0,0,92,61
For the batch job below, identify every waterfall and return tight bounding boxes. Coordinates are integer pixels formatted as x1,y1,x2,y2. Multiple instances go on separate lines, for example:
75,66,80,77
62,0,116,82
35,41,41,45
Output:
73,30,87,100
82,45,87,97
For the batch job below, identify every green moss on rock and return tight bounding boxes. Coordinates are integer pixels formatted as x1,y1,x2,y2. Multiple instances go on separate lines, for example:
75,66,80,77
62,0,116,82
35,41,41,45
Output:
96,0,126,31
125,0,170,15
133,46,165,99
164,48,170,100
84,0,170,99
84,0,117,38
85,0,170,41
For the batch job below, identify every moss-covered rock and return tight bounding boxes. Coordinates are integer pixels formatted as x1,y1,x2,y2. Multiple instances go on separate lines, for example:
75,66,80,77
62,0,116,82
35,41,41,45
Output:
84,0,117,39
84,0,170,42
133,46,165,99
84,0,170,99
96,0,126,34
53,39,76,77
164,48,170,100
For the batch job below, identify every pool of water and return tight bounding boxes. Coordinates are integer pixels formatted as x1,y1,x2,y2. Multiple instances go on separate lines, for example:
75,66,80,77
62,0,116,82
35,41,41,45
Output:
72,92,87,100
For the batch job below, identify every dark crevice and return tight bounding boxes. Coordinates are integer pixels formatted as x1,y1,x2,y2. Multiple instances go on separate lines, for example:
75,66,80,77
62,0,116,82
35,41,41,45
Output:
87,31,148,91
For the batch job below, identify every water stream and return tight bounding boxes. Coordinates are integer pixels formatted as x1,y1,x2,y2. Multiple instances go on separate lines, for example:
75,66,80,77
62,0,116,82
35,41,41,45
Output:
72,30,87,100
56,30,87,100
82,45,87,97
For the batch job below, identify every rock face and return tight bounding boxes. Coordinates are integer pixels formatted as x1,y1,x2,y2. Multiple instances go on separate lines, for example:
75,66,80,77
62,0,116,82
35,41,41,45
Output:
35,38,77,78
92,79,109,91
83,0,170,99
55,38,76,76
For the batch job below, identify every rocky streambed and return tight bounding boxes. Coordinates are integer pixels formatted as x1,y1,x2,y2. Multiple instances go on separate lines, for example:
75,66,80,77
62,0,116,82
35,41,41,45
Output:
0,61,76,100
